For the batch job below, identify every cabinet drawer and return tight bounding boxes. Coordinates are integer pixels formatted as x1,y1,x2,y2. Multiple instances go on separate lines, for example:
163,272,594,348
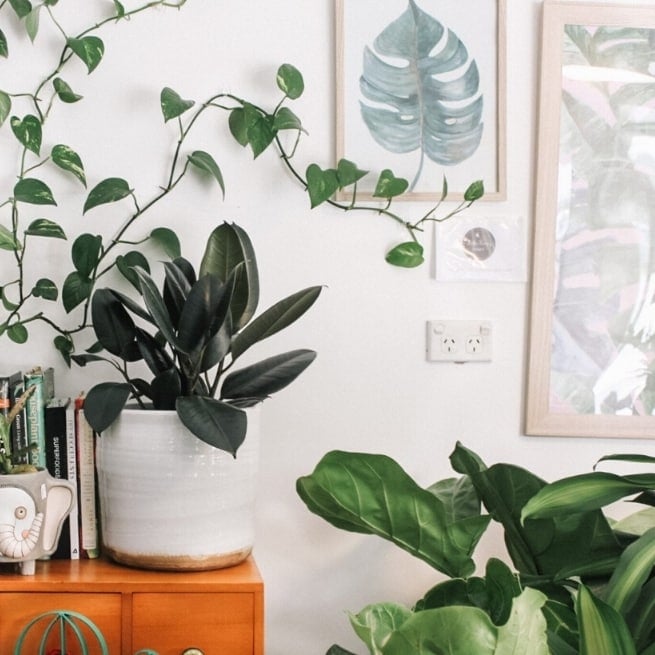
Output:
132,592,255,655
0,592,122,655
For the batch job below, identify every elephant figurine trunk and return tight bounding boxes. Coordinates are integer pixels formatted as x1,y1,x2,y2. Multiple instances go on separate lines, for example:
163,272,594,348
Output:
0,470,75,575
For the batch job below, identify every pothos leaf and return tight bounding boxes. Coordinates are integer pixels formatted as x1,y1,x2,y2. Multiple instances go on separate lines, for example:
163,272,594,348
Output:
10,114,42,155
276,63,304,100
160,87,194,122
373,169,409,199
0,92,11,126
83,178,131,213
0,29,8,57
113,0,126,18
25,5,40,42
149,227,181,259
52,144,86,186
67,36,105,73
53,78,83,104
0,224,20,251
14,178,56,205
7,322,28,344
385,241,424,268
25,219,66,239
188,151,225,197
32,278,57,301
9,0,32,19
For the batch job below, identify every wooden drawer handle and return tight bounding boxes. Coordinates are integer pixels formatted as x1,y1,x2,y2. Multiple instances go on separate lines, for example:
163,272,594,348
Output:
181,649,204,655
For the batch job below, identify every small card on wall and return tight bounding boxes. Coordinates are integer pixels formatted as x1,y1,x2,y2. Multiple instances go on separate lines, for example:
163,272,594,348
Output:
434,216,526,282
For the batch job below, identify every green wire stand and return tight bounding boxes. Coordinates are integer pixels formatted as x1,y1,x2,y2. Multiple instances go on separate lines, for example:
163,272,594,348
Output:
13,609,160,655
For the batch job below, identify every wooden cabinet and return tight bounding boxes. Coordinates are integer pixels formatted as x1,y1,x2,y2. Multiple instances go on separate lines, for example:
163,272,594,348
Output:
0,557,264,655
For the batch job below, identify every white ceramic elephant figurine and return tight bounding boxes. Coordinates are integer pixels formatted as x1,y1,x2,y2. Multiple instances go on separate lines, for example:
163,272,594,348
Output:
0,470,75,574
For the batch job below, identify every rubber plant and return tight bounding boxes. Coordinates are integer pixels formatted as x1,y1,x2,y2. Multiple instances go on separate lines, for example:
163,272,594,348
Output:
0,0,483,360
80,221,321,456
297,443,655,654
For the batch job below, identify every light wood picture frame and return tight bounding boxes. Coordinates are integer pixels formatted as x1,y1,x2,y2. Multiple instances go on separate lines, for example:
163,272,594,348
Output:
335,0,506,201
527,1,655,438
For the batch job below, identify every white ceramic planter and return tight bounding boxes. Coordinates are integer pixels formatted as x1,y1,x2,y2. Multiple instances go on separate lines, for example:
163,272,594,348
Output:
95,406,260,571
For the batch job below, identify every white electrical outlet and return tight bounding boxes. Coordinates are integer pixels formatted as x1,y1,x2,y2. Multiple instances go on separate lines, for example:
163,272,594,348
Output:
426,320,492,363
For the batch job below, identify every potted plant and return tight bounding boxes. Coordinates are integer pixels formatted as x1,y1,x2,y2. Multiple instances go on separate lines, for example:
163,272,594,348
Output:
77,220,322,570
0,386,75,575
298,443,653,654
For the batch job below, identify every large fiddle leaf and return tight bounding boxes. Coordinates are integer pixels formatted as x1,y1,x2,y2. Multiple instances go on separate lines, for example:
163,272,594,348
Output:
360,0,482,189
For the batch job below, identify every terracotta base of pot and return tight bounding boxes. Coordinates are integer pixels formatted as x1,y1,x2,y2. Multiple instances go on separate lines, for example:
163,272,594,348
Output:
103,544,252,571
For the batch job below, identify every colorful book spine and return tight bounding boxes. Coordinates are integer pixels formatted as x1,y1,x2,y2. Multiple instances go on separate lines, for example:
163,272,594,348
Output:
0,371,21,418
24,368,46,468
10,378,28,465
75,394,99,559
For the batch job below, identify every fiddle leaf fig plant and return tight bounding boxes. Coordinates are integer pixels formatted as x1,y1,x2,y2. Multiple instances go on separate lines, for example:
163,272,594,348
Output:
80,222,321,456
298,443,655,654
0,0,483,359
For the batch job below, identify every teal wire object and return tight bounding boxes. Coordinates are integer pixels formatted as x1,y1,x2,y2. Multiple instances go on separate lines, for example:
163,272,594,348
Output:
13,610,111,655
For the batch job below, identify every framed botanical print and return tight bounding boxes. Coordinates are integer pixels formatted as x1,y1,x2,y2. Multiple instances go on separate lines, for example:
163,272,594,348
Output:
335,0,506,201
527,1,655,438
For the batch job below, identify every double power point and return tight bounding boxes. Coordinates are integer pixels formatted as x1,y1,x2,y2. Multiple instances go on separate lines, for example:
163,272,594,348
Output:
426,320,492,363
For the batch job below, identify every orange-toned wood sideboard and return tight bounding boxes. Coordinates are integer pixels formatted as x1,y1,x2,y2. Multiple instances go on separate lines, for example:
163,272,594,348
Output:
0,556,264,655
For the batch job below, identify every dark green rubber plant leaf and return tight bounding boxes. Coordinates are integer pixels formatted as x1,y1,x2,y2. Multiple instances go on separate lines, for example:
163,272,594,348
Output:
221,349,317,402
360,0,483,189
297,450,490,578
176,396,247,456
84,382,131,433
91,288,137,358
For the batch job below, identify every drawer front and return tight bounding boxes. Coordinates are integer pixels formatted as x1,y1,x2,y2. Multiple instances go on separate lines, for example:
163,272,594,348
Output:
132,592,256,655
0,592,122,655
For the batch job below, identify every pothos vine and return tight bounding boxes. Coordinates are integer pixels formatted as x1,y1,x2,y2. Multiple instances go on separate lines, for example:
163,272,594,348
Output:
0,0,483,362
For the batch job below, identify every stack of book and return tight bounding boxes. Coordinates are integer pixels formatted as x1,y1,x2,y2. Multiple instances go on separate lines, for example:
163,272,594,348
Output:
0,367,99,560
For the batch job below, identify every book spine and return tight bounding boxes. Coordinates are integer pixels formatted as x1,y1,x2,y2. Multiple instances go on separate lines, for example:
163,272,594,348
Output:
10,379,28,465
65,402,80,560
25,370,46,469
45,399,70,559
76,397,99,559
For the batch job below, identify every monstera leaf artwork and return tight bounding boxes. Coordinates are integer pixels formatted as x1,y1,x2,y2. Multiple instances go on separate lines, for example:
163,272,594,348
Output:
359,0,483,190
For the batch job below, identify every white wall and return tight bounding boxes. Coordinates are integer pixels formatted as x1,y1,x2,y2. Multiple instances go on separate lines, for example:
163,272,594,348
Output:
3,1,655,653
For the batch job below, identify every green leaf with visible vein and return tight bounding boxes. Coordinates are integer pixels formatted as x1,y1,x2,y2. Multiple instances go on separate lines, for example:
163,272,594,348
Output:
14,178,56,205
67,36,104,73
83,178,130,213
297,450,490,578
52,144,86,186
188,151,224,197
11,114,41,154
53,78,83,103
160,87,194,122
25,219,66,240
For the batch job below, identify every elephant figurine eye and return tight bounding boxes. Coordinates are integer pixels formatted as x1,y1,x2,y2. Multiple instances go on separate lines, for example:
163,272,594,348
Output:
14,506,27,520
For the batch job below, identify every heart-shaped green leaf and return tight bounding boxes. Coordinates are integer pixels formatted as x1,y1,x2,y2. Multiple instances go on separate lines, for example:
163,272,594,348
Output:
67,36,104,74
32,278,57,301
9,0,31,18
7,322,28,344
306,163,339,208
53,78,83,104
25,219,66,239
0,225,19,251
464,180,485,202
273,107,303,132
14,178,56,205
52,144,86,186
160,87,194,122
276,63,304,100
0,29,8,57
385,241,424,268
10,114,42,155
0,91,10,126
228,107,249,147
62,271,93,313
373,169,409,199
243,105,276,158
188,150,224,197
149,227,181,259
336,159,368,189
72,233,102,277
53,335,73,366
83,177,131,213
